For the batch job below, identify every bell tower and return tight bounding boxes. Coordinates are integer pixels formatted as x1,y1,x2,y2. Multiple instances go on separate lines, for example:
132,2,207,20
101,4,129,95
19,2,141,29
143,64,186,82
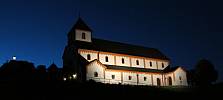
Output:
63,17,92,81
68,17,92,45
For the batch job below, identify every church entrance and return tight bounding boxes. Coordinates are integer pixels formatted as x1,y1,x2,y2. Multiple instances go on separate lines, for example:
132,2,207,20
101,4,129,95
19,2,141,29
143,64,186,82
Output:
168,77,172,86
157,78,161,86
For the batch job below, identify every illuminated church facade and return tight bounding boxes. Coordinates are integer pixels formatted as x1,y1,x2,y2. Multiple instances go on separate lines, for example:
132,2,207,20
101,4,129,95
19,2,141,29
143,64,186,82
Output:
63,17,188,86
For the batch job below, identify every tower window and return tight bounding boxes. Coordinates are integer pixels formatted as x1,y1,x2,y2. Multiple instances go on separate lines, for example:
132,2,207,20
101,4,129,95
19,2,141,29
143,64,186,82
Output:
179,76,182,80
94,72,98,77
122,58,125,64
136,60,139,65
105,56,109,62
128,76,132,80
150,61,152,67
162,63,164,68
144,77,147,81
82,32,86,39
112,75,115,79
87,54,91,60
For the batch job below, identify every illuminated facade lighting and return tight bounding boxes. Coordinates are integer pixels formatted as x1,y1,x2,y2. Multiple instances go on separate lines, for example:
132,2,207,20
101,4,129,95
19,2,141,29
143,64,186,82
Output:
63,78,66,81
63,17,188,86
72,74,77,79
12,56,16,60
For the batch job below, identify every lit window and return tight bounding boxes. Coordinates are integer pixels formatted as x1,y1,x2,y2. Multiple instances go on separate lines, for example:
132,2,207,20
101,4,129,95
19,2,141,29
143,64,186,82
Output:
128,76,132,80
87,54,91,60
112,75,115,79
94,72,98,77
82,32,86,39
122,58,125,64
150,62,152,67
105,56,109,62
136,60,139,65
144,77,147,81
162,63,164,68
179,76,182,80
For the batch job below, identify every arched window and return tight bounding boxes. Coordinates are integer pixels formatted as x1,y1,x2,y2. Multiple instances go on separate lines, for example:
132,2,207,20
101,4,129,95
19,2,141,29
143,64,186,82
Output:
162,63,164,68
82,32,86,39
179,76,182,80
94,72,98,77
87,54,91,60
136,60,139,65
144,77,147,81
105,56,109,62
128,76,132,80
157,78,161,86
122,58,125,64
150,61,152,67
112,75,115,79
168,77,172,86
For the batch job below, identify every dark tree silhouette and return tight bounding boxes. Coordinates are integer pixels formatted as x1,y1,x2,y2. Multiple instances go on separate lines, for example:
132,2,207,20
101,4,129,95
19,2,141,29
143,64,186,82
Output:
37,65,47,73
47,63,58,80
187,69,196,86
36,65,47,80
0,60,35,80
194,59,218,86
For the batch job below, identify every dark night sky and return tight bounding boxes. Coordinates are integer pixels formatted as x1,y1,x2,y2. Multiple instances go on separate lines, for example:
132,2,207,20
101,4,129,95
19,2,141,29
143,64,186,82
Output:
0,0,223,82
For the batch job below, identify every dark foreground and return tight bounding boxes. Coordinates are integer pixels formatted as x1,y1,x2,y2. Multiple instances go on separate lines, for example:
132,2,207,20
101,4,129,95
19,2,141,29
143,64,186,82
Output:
0,81,222,100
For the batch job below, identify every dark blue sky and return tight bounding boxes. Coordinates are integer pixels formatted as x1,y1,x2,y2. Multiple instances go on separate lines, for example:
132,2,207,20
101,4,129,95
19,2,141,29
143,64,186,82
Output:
0,0,223,81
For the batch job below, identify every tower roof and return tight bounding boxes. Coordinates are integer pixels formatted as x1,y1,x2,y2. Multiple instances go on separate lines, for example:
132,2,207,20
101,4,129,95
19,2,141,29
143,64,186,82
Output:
73,17,92,31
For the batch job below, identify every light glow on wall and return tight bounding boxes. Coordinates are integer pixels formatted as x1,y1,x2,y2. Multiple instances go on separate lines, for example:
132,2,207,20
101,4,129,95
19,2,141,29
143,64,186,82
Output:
73,74,77,79
63,78,66,81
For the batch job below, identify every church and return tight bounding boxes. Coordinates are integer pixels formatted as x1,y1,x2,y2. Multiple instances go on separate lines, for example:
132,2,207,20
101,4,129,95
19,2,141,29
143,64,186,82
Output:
62,17,188,86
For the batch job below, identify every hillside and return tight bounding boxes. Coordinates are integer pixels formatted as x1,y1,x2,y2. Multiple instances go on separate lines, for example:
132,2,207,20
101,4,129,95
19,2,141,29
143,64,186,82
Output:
0,81,222,100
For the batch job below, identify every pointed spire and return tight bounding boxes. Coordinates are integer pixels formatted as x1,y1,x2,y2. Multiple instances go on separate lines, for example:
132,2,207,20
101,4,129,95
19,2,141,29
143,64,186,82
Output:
73,17,92,31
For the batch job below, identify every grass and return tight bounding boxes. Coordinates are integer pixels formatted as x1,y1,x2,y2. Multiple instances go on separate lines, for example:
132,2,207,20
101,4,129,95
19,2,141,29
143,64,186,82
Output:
0,81,222,100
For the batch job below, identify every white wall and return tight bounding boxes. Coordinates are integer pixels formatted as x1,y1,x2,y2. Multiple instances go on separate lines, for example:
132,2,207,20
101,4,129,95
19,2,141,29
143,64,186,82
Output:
157,61,169,70
105,71,122,84
122,72,137,85
99,53,115,65
131,58,144,68
85,59,187,86
145,59,157,69
86,60,105,83
173,67,188,86
164,73,174,86
79,49,170,71
138,73,152,85
79,50,98,62
116,56,130,67
75,29,92,42
152,74,163,86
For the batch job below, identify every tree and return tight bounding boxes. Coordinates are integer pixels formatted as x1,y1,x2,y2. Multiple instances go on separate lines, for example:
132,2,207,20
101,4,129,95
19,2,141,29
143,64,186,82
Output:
194,59,218,86
187,69,196,86
47,63,58,80
0,60,35,80
36,65,47,80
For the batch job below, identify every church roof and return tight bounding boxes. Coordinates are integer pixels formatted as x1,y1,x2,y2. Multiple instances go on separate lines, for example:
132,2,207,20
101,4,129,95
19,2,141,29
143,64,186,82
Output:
76,38,169,60
163,66,187,73
106,65,186,73
73,17,92,31
106,65,164,73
